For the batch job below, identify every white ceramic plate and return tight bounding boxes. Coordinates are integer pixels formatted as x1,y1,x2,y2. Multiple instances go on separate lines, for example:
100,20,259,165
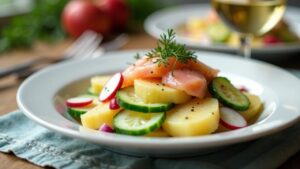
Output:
144,4,300,57
17,50,300,157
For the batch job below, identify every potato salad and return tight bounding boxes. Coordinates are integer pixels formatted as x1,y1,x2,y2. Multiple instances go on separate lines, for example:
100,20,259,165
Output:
65,29,263,137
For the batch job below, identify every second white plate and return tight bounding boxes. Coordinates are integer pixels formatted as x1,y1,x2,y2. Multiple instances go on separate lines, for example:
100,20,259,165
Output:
145,4,300,58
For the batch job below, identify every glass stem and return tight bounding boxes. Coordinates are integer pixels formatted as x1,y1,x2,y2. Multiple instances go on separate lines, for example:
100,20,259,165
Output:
239,34,252,59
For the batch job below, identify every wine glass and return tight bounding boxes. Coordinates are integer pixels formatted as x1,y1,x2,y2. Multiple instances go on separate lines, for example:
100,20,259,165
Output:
212,0,286,58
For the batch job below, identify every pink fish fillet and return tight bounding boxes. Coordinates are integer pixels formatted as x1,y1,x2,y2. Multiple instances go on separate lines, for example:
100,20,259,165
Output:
122,56,219,88
162,69,208,98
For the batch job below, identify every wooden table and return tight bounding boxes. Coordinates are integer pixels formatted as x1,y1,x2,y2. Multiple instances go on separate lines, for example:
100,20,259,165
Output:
0,33,299,169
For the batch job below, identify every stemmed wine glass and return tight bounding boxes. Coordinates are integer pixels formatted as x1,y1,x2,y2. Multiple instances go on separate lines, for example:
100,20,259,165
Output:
212,0,286,58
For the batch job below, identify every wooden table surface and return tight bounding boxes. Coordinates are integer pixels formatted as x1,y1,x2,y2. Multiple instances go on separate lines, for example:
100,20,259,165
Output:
0,33,299,169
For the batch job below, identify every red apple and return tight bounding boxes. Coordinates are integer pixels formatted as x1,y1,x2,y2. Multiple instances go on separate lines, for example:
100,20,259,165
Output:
97,0,130,31
62,0,112,37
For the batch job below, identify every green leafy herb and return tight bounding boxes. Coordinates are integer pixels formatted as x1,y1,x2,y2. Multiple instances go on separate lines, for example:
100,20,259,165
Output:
134,53,141,60
0,0,68,53
146,29,197,68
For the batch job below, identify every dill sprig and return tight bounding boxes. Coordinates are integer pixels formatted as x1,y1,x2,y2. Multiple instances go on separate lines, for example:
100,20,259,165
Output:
146,29,197,67
134,53,141,60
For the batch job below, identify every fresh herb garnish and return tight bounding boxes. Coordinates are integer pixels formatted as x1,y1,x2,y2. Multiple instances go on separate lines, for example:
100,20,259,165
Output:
134,53,141,60
0,0,68,53
146,29,197,67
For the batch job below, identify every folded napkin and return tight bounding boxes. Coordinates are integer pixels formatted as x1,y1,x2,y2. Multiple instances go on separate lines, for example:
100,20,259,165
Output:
0,111,299,169
1,70,299,169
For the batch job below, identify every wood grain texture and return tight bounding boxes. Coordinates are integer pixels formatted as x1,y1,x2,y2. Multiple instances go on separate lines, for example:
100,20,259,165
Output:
0,33,156,169
0,33,298,169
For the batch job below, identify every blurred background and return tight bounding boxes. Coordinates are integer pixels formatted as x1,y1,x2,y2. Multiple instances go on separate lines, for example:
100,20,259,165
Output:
170,0,299,6
0,1,300,169
0,0,299,55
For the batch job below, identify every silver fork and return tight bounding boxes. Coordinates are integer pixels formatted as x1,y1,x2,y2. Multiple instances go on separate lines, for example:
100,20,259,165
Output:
15,32,129,79
63,31,103,60
0,30,103,79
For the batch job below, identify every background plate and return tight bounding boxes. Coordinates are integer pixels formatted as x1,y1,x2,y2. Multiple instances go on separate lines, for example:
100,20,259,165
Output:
144,4,300,58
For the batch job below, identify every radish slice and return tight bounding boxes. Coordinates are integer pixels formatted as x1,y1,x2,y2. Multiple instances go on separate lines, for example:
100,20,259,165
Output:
66,97,93,108
239,86,248,92
99,73,123,102
220,107,247,130
99,123,114,133
109,97,120,110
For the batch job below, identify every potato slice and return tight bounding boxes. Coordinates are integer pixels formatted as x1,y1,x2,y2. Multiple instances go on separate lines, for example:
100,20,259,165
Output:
239,92,263,122
163,98,219,137
134,79,191,104
90,76,111,94
81,102,121,129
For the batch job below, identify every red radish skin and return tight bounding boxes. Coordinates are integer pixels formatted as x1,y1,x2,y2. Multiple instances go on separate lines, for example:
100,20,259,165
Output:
99,123,114,133
66,97,93,108
109,97,120,110
220,107,247,130
99,73,123,102
239,86,249,92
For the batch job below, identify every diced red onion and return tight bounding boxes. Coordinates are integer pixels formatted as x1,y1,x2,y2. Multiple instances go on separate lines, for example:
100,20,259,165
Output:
99,123,114,133
109,97,120,110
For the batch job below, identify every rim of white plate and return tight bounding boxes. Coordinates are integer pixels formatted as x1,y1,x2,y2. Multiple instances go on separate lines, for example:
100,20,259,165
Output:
17,50,300,150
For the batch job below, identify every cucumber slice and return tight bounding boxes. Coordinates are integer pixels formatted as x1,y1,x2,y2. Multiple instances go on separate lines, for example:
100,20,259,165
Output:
208,77,250,111
207,23,230,43
117,87,174,113
67,95,99,119
113,110,165,136
68,106,94,119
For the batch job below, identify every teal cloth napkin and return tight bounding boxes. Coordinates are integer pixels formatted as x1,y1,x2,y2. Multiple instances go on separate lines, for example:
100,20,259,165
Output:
0,111,299,169
0,70,299,169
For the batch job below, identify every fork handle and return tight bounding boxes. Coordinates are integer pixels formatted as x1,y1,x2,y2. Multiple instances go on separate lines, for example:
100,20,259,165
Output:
0,57,63,79
15,68,37,80
0,59,43,78
16,64,49,80
15,58,66,80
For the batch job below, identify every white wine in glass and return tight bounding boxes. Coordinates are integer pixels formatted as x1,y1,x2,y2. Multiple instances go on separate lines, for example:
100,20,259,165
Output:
212,0,286,58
